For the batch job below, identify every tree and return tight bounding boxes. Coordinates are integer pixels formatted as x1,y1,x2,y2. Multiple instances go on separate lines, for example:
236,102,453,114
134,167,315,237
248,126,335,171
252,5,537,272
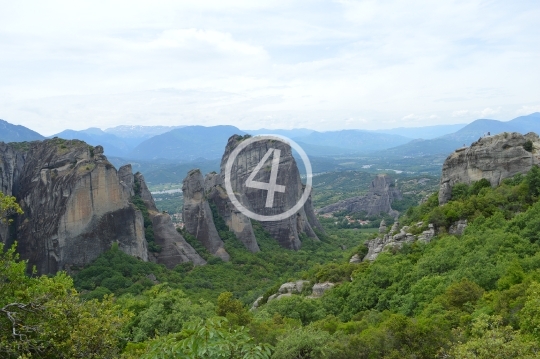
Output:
0,192,23,223
446,315,539,359
272,326,334,359
0,242,129,358
217,291,251,326
138,317,273,359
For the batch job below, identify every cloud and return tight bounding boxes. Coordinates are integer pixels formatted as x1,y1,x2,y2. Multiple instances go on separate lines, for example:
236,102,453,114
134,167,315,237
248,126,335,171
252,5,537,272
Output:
516,105,540,115
0,0,539,134
452,110,469,117
480,107,501,118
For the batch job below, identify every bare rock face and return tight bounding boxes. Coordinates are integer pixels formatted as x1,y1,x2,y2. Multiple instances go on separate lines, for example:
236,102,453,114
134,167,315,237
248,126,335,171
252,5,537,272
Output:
448,219,468,236
218,135,322,250
185,134,323,252
183,169,230,261
318,174,402,217
133,171,205,267
204,172,260,253
439,132,540,204
278,280,310,294
310,282,335,298
0,140,148,274
364,222,426,261
0,140,205,274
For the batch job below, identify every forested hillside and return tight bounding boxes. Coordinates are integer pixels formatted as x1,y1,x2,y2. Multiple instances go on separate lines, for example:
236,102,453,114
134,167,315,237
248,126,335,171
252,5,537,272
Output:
4,167,540,357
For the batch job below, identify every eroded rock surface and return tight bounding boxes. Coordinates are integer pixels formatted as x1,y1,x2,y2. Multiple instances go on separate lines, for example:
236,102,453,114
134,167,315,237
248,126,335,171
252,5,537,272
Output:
364,220,430,261
310,282,335,298
318,174,402,217
220,135,322,250
0,140,204,274
0,140,147,274
183,169,230,261
184,134,323,252
439,132,540,204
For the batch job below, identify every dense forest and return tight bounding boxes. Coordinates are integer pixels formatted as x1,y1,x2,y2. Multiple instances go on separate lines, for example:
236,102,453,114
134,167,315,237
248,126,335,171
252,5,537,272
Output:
4,167,540,357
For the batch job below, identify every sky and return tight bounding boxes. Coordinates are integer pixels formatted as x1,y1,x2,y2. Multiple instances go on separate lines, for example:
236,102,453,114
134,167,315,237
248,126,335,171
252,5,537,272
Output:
0,0,539,136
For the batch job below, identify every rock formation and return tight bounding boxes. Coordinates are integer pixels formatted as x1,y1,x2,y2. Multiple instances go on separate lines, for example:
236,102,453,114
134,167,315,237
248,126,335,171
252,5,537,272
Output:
0,139,204,274
318,174,402,217
439,132,540,204
363,220,436,261
132,170,206,268
204,172,260,253
310,282,335,298
183,134,324,252
220,135,322,250
182,169,230,261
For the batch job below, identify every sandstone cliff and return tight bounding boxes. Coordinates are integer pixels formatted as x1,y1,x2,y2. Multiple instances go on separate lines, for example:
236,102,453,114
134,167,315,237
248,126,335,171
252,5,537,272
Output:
0,139,203,274
439,132,540,204
182,134,323,252
132,170,206,267
182,169,230,261
318,174,402,217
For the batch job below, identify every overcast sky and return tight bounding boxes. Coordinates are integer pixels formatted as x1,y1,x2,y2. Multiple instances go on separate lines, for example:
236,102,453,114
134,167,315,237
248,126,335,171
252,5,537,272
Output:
1,0,539,135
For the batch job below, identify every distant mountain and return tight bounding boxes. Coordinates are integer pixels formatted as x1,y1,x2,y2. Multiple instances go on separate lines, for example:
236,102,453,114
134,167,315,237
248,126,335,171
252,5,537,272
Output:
373,123,467,139
294,130,411,153
129,125,246,161
51,128,132,157
244,128,315,138
375,113,540,157
0,119,44,143
105,125,184,139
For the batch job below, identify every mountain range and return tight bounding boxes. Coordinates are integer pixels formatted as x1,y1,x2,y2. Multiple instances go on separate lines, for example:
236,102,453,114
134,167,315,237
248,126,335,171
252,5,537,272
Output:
1,112,539,183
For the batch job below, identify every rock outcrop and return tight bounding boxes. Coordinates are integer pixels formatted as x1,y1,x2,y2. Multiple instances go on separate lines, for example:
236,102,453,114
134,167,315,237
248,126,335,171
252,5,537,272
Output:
204,172,260,253
183,134,324,252
0,139,204,274
318,174,402,217
363,221,436,261
133,170,206,268
310,282,335,298
182,169,230,261
439,132,540,204
220,135,322,250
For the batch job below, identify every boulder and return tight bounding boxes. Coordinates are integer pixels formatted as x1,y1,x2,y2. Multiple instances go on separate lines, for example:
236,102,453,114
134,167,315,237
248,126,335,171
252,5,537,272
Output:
278,280,310,294
449,219,468,235
311,282,335,298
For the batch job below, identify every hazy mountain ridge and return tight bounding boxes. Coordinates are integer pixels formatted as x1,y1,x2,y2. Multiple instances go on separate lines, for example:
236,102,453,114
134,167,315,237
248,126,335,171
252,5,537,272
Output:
0,119,44,142
376,112,540,157
373,123,467,139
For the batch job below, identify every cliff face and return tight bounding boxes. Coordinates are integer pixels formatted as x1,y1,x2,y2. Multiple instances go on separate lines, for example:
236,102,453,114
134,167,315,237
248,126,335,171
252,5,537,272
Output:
182,169,230,261
182,135,323,251
318,174,402,217
204,172,260,253
439,132,540,204
0,139,203,274
132,170,206,267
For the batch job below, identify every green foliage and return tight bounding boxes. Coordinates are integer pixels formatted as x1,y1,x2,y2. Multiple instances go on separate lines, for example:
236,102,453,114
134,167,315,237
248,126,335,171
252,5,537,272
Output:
0,192,23,223
118,285,215,343
0,242,128,358
135,317,273,359
217,292,252,326
523,139,534,152
272,326,334,359
256,296,326,325
445,315,539,359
